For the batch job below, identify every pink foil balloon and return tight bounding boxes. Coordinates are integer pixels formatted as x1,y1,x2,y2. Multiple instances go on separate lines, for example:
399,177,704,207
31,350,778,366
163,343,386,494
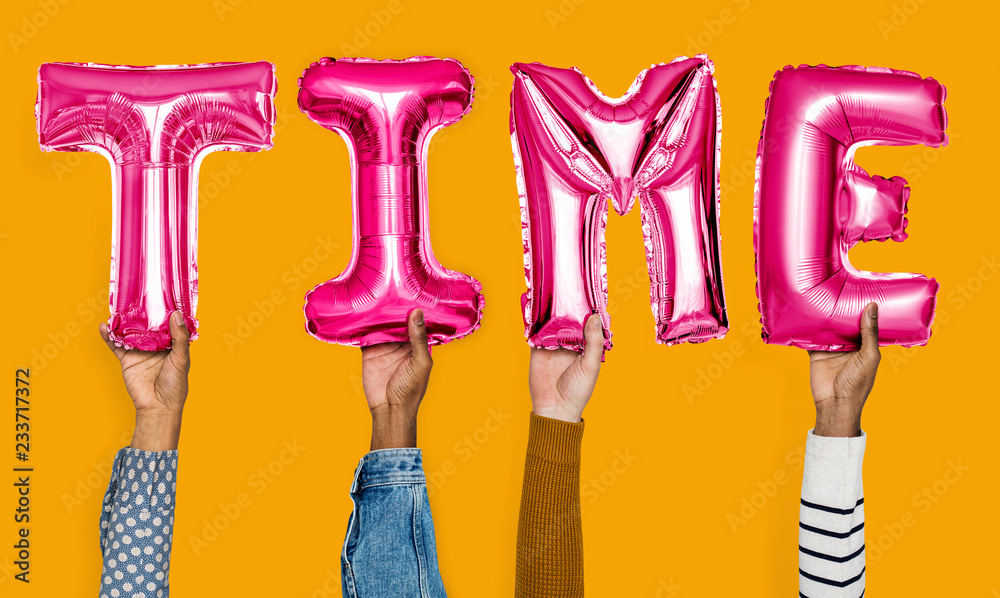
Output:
754,65,947,350
511,56,727,354
36,61,276,350
298,57,484,346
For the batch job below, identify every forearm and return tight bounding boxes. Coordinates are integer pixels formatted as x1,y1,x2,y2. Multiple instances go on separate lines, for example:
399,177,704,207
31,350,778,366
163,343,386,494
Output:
99,448,178,597
515,413,585,598
798,430,866,598
814,403,862,439
341,448,447,597
130,409,183,451
369,405,418,451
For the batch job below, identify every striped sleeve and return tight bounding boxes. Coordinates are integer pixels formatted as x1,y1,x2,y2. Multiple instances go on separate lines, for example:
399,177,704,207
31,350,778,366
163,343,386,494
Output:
799,430,866,598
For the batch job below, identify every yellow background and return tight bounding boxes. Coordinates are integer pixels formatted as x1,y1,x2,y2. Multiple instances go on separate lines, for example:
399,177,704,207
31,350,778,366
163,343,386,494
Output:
1,0,997,596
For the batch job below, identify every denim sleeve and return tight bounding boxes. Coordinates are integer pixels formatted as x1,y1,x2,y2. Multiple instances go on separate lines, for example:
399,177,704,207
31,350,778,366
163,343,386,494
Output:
99,448,178,598
799,430,866,598
341,448,447,598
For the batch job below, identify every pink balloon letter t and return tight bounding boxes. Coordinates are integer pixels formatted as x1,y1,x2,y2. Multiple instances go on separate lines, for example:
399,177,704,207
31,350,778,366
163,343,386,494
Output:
37,61,276,350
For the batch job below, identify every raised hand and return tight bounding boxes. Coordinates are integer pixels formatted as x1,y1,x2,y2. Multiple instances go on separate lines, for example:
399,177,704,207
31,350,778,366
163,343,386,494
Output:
99,311,191,450
528,314,604,423
808,302,881,437
361,309,433,450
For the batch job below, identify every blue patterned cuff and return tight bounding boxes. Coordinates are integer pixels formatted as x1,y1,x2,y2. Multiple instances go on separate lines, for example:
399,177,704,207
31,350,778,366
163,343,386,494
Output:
99,448,178,597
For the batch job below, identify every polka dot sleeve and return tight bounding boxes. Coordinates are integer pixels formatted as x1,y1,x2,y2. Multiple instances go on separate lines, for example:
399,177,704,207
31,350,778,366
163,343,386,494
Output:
98,448,178,598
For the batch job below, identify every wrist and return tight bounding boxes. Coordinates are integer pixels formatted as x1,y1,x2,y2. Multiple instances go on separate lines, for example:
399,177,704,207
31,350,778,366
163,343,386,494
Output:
131,408,183,451
814,404,862,437
370,405,418,450
532,404,583,424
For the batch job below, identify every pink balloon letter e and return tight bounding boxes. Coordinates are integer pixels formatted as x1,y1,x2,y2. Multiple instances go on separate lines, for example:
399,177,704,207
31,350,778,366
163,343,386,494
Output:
754,65,947,350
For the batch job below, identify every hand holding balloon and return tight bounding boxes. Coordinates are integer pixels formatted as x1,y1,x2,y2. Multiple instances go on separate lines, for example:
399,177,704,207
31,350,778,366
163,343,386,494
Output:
361,309,433,450
528,315,604,423
808,303,881,437
100,311,190,451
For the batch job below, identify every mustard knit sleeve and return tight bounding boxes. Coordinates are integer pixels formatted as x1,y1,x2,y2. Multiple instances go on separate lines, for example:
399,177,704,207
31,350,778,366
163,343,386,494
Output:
515,412,585,598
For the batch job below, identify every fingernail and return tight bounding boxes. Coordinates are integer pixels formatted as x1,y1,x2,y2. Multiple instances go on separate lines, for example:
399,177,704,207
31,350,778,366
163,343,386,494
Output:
591,315,601,329
172,311,185,327
414,309,424,326
870,303,878,319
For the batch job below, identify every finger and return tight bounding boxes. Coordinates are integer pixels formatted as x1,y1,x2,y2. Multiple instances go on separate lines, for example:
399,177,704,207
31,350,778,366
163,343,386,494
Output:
407,309,432,367
168,311,191,368
860,302,880,365
580,314,604,374
98,322,127,361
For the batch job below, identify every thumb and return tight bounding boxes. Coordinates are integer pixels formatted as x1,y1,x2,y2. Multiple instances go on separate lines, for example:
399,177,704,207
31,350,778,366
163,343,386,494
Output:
860,302,880,366
168,311,191,369
407,309,432,367
580,314,604,373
